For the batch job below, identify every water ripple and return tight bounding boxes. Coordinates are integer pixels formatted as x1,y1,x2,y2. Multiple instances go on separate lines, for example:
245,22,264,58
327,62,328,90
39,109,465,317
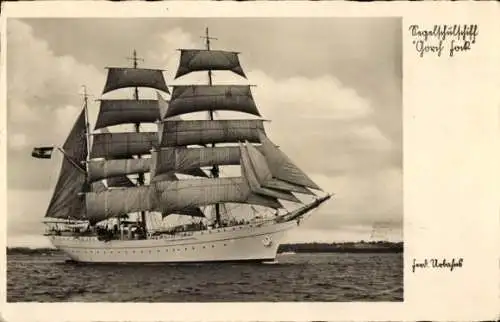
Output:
8,253,403,302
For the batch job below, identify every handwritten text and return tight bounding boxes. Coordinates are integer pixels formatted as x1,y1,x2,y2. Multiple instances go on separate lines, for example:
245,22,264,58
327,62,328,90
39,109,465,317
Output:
411,258,464,273
408,24,478,58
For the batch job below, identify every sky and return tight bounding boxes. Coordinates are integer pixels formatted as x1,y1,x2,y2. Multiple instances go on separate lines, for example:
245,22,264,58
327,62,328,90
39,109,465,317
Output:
6,17,402,248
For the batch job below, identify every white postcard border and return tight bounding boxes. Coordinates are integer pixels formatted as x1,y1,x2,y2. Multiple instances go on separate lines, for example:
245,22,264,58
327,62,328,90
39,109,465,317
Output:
1,2,499,321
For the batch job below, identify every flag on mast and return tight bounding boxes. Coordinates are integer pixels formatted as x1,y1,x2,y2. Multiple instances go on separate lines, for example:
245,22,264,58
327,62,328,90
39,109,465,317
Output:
32,147,54,159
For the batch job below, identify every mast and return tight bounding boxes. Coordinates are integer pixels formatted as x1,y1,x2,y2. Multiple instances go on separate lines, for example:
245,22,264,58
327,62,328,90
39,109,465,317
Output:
128,49,147,235
82,85,91,175
202,27,222,227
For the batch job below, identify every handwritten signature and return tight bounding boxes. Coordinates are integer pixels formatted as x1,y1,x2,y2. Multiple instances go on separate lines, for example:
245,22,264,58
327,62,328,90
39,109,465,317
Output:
411,258,463,273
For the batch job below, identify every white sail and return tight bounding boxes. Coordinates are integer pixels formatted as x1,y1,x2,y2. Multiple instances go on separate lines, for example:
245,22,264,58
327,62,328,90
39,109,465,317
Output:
175,49,246,79
239,143,300,203
88,158,150,182
245,141,313,195
158,120,265,147
94,99,160,130
91,132,157,159
258,132,321,190
166,85,260,118
86,186,152,221
152,178,282,212
152,146,241,177
102,67,170,94
45,109,87,219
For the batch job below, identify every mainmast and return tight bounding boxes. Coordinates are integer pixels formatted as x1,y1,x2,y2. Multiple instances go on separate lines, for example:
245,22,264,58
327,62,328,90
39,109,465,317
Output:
202,27,222,227
128,49,148,235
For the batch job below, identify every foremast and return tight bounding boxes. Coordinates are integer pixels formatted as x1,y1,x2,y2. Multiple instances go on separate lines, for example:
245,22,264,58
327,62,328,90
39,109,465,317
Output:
85,51,174,228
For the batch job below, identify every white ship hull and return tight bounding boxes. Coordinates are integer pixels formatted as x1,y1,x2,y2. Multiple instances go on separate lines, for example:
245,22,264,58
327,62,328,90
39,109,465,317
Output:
48,220,298,263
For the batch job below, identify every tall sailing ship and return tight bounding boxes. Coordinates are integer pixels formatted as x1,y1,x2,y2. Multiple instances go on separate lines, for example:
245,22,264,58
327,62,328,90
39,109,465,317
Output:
32,29,331,263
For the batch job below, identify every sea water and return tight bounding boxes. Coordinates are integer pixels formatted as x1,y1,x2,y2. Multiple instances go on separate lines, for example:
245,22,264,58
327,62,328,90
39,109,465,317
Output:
7,252,403,302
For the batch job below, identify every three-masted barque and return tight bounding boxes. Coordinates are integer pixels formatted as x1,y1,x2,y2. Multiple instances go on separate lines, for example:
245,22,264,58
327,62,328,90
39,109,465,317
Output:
33,29,331,263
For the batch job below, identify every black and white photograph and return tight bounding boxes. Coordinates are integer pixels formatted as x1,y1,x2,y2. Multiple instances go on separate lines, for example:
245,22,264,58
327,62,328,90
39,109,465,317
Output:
7,16,401,302
2,1,500,322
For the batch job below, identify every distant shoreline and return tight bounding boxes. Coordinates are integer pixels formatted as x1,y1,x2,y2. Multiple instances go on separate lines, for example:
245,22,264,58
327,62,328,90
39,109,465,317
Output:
7,241,403,255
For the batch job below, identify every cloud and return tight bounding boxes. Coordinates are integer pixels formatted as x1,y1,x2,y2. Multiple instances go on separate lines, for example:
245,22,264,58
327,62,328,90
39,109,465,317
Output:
144,28,198,68
6,19,103,192
7,19,104,149
8,189,53,236
243,71,396,184
250,72,372,121
8,133,27,150
308,168,402,226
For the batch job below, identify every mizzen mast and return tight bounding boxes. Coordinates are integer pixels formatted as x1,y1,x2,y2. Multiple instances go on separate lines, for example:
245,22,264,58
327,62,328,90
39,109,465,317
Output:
82,85,92,174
